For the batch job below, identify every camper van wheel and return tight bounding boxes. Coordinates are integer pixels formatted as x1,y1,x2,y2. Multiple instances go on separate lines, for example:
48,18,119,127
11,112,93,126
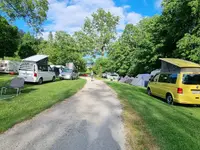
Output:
52,76,56,82
38,78,43,85
166,94,173,105
147,88,152,96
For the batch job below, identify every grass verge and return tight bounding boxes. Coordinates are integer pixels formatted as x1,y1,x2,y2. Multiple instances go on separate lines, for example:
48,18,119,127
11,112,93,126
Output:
106,81,200,150
0,75,86,132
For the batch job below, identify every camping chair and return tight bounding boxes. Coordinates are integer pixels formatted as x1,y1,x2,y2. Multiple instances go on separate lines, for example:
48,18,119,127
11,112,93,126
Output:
1,77,25,96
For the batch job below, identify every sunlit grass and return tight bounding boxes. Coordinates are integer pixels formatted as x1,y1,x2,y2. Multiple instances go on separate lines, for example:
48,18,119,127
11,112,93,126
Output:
107,82,200,150
0,74,86,132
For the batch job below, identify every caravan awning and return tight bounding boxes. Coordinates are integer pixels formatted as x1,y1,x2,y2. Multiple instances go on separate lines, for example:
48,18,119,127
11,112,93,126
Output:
159,58,200,68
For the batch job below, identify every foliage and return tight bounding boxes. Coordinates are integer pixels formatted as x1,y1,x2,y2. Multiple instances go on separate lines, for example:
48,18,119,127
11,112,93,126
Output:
0,0,49,32
109,0,200,76
76,8,119,56
39,31,86,72
18,32,40,59
92,57,113,75
0,16,19,59
18,44,36,59
109,17,160,76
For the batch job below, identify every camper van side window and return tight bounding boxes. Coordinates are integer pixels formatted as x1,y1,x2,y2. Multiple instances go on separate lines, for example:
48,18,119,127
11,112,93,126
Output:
168,74,178,84
158,74,169,83
38,65,48,71
153,74,159,82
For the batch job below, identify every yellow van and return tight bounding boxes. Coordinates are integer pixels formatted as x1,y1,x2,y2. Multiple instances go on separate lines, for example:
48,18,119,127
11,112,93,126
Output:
147,58,200,105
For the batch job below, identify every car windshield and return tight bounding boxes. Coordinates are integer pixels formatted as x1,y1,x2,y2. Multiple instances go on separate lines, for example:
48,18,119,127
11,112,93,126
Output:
63,68,72,73
19,62,34,71
182,74,200,84
0,62,6,67
111,74,118,76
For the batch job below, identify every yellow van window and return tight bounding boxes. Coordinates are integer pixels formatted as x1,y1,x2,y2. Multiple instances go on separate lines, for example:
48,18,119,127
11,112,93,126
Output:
168,74,177,84
158,74,178,84
159,74,168,83
183,74,200,84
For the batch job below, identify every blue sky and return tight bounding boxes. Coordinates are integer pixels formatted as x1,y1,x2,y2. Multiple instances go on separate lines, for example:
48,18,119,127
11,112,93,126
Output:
14,0,162,39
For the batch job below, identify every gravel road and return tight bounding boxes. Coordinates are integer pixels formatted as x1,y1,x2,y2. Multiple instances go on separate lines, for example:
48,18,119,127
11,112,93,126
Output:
0,78,125,150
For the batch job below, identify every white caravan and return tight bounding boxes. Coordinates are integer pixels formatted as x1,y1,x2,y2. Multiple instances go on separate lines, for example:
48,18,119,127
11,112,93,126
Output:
0,60,21,73
18,55,56,84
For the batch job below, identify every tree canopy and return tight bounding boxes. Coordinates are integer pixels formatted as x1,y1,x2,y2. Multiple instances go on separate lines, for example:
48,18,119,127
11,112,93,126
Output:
75,8,119,56
0,0,49,32
39,31,86,72
106,0,200,76
0,16,19,59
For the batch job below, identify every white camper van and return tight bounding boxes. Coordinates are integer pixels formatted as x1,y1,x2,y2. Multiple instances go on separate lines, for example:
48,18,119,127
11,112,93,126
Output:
0,60,21,73
18,55,56,84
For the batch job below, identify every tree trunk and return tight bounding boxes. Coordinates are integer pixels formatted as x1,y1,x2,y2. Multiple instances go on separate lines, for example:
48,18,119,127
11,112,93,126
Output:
101,46,105,56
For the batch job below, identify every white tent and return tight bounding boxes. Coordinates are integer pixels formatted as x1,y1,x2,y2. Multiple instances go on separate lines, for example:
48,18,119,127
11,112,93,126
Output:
131,74,151,87
119,76,134,84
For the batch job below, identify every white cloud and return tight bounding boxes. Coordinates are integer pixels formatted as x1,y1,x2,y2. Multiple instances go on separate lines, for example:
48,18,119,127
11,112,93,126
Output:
155,0,163,9
42,0,144,38
127,12,143,25
39,31,56,40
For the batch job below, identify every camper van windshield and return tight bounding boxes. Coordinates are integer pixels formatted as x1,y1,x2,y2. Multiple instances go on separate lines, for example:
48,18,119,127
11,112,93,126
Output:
182,74,200,84
19,62,34,71
63,68,72,73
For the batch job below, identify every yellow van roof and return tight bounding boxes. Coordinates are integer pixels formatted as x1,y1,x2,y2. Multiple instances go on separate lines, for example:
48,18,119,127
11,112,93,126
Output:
159,58,200,68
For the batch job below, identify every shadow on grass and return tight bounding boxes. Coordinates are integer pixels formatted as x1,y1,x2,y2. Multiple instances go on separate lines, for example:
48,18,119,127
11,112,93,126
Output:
0,88,38,102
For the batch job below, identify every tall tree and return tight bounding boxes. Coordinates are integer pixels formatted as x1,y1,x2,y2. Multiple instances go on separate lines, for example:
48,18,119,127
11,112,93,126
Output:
39,31,86,71
154,0,200,58
18,32,38,59
78,8,119,55
0,0,49,32
0,16,19,59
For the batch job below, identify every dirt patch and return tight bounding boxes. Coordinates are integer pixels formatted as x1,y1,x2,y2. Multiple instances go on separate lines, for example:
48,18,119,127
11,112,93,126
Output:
121,98,159,150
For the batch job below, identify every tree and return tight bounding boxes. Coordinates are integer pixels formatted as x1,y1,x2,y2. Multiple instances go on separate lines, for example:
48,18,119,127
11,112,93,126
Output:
18,44,36,59
48,31,53,44
176,34,200,63
153,0,200,58
18,32,39,59
0,16,19,59
38,31,86,72
0,0,49,32
93,57,113,75
78,8,119,55
109,16,160,76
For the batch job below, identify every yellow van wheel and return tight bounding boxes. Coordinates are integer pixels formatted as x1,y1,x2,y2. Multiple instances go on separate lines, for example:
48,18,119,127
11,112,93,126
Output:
147,88,152,96
166,94,173,105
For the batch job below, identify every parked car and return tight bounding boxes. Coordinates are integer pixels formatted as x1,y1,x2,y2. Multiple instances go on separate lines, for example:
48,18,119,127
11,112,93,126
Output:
0,60,21,73
107,73,120,81
59,68,78,80
102,73,107,78
147,58,200,105
105,72,111,78
18,55,56,84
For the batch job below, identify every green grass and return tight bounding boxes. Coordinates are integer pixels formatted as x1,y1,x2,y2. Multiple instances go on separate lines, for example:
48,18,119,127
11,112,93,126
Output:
0,74,86,132
0,74,16,86
107,82,200,150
